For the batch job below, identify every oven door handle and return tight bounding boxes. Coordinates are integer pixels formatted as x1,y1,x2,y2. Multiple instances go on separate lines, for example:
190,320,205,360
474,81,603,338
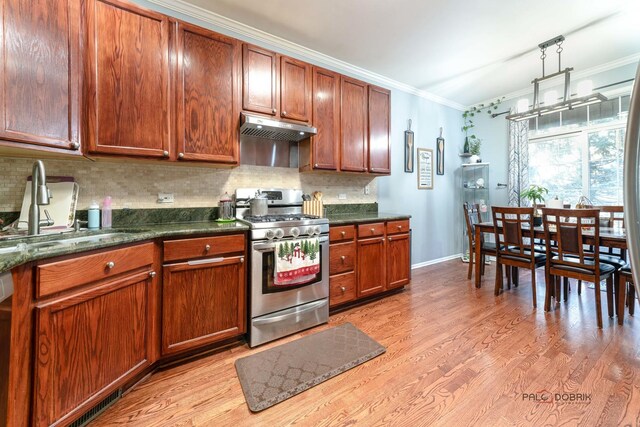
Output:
253,235,328,252
252,299,328,325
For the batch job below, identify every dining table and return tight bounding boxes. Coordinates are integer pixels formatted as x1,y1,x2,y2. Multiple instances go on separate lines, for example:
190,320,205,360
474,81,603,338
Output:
473,222,628,289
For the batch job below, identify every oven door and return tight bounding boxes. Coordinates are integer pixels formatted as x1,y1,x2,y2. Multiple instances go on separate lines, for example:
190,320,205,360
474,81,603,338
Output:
251,235,329,317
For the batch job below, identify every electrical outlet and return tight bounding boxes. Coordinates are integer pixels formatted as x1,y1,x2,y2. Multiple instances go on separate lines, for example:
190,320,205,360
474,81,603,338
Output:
338,193,347,200
364,185,370,195
157,193,174,204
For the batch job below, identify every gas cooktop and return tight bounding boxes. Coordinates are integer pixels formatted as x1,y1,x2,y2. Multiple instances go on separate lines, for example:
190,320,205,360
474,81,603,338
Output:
242,214,321,223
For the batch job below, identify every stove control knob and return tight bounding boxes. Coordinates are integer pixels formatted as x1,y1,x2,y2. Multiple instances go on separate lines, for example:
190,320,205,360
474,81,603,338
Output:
265,229,275,240
313,226,321,235
290,227,300,238
306,227,313,236
274,229,284,239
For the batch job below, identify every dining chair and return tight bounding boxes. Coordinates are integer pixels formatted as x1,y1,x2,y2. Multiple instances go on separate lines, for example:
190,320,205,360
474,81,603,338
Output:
618,265,636,325
492,206,546,307
541,208,616,328
463,203,498,281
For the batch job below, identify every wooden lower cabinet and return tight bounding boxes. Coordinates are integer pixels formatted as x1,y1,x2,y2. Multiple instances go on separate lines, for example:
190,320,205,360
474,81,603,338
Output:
161,241,246,355
329,272,356,306
387,232,411,289
33,269,156,426
357,236,387,297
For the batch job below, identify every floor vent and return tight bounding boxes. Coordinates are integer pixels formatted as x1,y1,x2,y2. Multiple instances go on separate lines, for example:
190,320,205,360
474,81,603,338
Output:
69,389,122,427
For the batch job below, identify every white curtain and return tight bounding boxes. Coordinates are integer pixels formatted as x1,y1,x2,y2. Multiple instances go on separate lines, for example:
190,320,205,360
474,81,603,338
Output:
508,118,529,206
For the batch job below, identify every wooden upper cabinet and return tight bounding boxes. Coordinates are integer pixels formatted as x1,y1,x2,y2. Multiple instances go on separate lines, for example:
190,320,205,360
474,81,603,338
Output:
311,67,340,170
176,22,240,163
85,0,171,157
242,44,277,116
340,76,368,172
0,0,81,151
368,85,391,174
280,56,311,122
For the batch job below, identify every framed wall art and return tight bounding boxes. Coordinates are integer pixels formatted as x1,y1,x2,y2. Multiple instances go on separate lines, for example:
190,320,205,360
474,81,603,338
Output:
405,119,414,172
417,148,433,189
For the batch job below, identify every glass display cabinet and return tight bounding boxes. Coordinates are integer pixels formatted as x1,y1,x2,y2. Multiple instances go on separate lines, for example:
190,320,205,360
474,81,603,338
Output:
461,162,490,262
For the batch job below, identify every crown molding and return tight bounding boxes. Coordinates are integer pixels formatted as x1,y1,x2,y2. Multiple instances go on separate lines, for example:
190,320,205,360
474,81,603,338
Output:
145,0,466,111
469,52,640,109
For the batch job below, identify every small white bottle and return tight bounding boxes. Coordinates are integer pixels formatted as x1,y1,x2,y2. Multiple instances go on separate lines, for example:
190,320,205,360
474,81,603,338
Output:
88,202,100,229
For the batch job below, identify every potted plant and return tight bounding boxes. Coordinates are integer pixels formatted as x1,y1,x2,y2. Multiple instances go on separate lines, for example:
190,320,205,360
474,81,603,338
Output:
520,185,549,226
469,137,482,162
461,97,504,155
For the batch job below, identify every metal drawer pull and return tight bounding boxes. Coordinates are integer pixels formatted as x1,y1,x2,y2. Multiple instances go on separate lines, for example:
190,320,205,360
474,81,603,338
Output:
389,237,393,241
340,286,346,293
149,271,156,278
106,261,115,269
340,255,346,262
397,225,402,229
187,257,224,266
370,228,375,233
204,244,211,251
341,231,346,237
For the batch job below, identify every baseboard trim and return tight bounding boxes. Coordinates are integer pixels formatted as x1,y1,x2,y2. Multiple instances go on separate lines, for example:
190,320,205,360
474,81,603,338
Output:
411,253,462,269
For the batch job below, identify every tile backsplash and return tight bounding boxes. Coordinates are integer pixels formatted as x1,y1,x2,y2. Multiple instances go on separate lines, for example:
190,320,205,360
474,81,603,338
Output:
0,156,377,211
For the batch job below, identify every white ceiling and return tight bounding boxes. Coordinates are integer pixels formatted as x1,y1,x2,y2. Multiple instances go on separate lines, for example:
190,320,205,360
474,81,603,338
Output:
169,0,640,107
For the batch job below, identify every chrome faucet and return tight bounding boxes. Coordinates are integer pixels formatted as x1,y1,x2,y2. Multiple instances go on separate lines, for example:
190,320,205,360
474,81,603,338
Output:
28,160,53,235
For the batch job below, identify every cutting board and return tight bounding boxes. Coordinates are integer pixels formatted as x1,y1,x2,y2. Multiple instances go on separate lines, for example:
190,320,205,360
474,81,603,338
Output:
18,177,79,230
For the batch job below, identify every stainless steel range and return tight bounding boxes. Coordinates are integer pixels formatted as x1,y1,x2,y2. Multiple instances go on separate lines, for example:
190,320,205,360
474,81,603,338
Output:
235,188,329,347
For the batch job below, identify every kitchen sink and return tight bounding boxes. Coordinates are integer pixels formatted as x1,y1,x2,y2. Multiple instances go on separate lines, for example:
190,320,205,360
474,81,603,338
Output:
0,232,129,255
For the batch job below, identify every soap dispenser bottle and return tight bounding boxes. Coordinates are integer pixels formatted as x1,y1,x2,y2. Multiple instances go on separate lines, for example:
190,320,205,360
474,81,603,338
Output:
102,196,112,228
88,202,100,229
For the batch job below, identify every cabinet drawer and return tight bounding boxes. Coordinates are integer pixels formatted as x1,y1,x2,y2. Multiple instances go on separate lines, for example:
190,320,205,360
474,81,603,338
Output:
163,234,245,262
329,241,356,275
330,272,356,307
36,243,154,298
330,225,355,242
358,222,385,238
387,220,410,235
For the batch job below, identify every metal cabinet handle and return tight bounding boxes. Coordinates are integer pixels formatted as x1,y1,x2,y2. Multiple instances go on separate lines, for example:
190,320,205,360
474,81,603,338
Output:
341,231,346,237
340,286,346,293
272,108,277,114
163,150,169,157
70,141,80,150
397,225,402,229
340,255,346,262
178,152,184,159
205,244,211,252
106,261,115,269
149,271,156,278
370,228,375,233
240,257,244,263
282,111,287,116
314,163,319,167
388,237,393,241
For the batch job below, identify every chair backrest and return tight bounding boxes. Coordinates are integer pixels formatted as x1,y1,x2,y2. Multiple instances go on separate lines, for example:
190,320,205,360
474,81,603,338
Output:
463,203,482,238
492,206,536,261
591,205,624,228
541,208,601,274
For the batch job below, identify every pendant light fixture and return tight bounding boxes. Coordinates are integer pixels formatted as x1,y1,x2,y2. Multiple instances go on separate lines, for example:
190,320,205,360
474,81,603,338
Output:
506,35,607,122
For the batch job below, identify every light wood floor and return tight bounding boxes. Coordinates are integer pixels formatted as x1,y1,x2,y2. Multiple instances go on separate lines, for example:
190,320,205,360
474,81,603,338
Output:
92,260,640,427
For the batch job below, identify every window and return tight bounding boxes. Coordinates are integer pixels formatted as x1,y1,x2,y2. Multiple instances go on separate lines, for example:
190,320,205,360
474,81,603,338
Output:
528,94,628,206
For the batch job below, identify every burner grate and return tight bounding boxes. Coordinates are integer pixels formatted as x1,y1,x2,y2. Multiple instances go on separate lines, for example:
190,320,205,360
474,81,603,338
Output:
243,214,320,223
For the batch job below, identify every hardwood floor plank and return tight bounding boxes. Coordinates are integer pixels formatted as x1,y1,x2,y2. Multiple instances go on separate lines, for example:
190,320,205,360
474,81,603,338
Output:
91,260,640,426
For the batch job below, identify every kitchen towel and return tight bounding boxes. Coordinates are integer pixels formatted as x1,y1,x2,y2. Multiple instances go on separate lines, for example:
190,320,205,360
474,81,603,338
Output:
274,238,320,286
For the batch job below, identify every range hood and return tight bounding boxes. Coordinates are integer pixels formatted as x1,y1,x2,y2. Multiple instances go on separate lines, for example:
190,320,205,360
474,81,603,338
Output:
240,113,316,142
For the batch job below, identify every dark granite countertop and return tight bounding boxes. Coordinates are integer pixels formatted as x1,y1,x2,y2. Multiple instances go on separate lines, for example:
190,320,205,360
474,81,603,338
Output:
0,221,249,272
326,212,411,225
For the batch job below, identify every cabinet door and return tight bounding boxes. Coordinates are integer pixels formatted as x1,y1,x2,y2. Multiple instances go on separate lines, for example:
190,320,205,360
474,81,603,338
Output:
85,0,171,157
340,77,368,172
242,44,277,116
280,56,311,122
357,236,386,297
162,255,245,355
0,0,80,151
311,67,340,170
176,23,240,163
368,85,391,174
387,233,411,289
33,271,154,427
